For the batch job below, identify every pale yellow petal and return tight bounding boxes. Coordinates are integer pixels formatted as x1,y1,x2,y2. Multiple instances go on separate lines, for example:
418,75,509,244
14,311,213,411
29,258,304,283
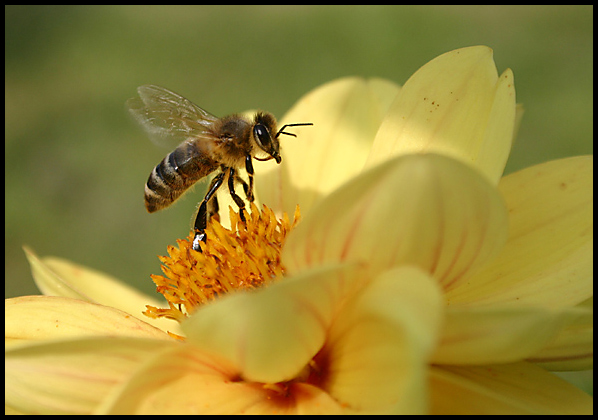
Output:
255,77,400,217
100,346,344,414
5,296,171,347
527,301,593,371
23,247,177,333
5,336,176,415
476,68,516,182
432,305,581,365
445,156,593,307
429,362,592,414
113,267,442,414
366,46,516,185
5,405,24,415
182,262,365,384
324,266,443,414
512,103,525,143
283,153,508,292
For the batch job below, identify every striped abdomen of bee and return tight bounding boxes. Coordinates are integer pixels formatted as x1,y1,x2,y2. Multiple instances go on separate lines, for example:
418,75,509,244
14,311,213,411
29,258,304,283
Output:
145,141,218,213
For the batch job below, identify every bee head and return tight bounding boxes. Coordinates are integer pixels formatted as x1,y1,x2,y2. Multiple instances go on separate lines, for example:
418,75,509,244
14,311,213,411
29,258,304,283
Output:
252,112,281,164
252,112,313,164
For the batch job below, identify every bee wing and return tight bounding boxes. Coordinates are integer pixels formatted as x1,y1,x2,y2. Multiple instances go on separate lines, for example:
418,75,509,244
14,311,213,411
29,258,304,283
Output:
127,85,219,146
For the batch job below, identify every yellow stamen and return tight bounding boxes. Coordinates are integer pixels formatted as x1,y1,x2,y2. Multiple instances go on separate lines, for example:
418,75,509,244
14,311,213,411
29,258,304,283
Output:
143,203,300,322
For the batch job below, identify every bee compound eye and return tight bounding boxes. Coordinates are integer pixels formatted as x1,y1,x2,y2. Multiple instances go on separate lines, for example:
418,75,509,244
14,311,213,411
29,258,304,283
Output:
253,124,272,149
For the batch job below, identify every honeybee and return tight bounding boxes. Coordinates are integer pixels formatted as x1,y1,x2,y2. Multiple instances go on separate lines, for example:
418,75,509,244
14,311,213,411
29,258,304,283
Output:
128,85,312,251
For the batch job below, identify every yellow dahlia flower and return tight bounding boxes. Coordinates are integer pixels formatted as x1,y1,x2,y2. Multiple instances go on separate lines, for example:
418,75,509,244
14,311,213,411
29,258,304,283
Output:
6,46,592,414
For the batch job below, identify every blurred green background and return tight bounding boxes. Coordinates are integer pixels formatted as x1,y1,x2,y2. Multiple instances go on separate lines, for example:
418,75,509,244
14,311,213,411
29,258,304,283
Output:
4,4,593,397
6,6,592,296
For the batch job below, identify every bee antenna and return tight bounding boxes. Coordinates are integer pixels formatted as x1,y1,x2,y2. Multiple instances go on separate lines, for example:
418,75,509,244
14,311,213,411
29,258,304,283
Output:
275,122,313,139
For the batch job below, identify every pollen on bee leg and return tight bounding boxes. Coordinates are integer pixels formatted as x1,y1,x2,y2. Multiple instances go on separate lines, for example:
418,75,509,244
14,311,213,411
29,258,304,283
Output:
143,203,301,322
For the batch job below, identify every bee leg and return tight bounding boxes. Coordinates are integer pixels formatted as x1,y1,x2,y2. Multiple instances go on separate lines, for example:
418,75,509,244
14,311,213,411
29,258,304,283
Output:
237,176,250,202
227,167,247,223
234,172,251,204
207,193,220,224
244,155,255,202
192,171,226,251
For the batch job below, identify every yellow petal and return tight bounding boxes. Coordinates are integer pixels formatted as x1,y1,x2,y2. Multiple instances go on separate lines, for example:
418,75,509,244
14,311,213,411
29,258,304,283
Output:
23,247,177,333
475,68,516,182
5,336,176,415
283,153,508,292
255,77,400,216
429,362,593,414
5,295,170,347
100,346,343,414
182,262,365,383
120,267,441,414
445,156,593,307
432,305,582,365
324,266,443,414
527,300,593,371
5,406,23,415
366,46,516,185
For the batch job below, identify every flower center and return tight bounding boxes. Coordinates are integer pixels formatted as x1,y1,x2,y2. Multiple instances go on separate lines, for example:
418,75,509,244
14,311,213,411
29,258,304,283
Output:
143,203,300,323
